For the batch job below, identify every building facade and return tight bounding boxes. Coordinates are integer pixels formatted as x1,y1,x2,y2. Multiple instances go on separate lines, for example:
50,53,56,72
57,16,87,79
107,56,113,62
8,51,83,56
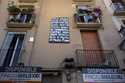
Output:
0,0,125,83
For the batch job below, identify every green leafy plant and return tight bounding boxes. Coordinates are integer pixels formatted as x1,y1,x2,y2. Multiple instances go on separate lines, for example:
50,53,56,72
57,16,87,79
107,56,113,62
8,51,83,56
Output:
8,5,21,14
21,8,34,14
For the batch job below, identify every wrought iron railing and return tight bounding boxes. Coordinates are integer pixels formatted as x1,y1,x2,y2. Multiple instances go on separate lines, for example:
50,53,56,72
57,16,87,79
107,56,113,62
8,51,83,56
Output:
110,3,125,12
76,49,119,68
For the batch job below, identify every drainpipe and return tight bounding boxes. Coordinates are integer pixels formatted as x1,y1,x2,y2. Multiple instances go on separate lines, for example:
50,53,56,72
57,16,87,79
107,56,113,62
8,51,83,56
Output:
28,0,43,66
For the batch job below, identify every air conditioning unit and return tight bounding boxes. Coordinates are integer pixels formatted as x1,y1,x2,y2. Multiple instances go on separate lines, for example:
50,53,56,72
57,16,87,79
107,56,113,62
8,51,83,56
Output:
63,58,75,69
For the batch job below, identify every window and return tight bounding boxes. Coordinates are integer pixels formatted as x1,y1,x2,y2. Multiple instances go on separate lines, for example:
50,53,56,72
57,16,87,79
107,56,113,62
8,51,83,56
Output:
122,20,125,25
119,39,125,50
0,32,26,66
119,26,125,50
74,5,102,23
119,25,125,36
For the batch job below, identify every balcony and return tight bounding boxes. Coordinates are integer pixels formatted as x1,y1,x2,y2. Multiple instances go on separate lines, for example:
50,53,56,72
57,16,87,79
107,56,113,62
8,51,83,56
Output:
73,0,92,2
7,5,35,28
7,22,34,28
74,6,102,29
19,0,37,3
110,0,125,16
76,49,119,68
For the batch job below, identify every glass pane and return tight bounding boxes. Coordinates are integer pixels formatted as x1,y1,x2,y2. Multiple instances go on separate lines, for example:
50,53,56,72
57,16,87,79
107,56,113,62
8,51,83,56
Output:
0,32,25,66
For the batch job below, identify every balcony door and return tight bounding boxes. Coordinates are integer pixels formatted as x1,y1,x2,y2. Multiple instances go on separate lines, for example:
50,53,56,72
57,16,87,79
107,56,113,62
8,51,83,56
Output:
80,31,103,65
0,32,25,66
81,31,102,50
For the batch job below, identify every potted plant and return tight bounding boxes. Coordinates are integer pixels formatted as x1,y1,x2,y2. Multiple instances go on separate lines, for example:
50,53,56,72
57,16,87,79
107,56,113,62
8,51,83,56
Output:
27,8,34,13
7,5,21,14
21,8,34,14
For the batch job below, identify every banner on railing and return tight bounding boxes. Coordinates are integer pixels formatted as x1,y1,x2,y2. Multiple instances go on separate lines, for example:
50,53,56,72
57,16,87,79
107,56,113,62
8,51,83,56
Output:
83,68,125,82
83,74,125,82
0,67,42,83
0,72,41,81
0,66,42,72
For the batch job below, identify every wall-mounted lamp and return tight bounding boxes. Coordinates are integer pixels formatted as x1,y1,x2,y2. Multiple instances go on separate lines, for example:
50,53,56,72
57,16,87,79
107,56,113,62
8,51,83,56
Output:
29,37,34,42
